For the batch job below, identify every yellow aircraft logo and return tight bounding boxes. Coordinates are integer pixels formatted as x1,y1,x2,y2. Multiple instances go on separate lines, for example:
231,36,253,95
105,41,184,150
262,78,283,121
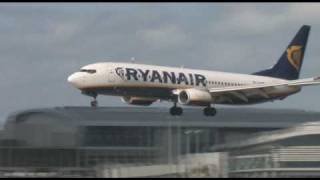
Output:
287,45,302,71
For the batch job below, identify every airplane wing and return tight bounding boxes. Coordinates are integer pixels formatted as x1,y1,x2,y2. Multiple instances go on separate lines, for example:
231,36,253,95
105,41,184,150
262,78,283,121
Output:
208,76,320,102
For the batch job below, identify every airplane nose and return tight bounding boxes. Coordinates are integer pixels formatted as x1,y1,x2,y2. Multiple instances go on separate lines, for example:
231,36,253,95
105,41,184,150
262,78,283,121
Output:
68,73,76,83
68,73,82,88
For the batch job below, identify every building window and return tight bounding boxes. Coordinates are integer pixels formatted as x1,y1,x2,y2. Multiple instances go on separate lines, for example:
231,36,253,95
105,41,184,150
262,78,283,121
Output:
82,126,155,147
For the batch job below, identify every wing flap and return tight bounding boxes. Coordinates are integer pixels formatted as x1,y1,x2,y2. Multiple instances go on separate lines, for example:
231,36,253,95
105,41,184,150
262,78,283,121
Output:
229,91,249,102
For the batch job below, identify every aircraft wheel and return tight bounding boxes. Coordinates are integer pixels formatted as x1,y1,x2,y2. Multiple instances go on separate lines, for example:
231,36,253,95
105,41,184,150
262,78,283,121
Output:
204,107,217,116
176,107,183,116
170,107,175,115
91,100,98,107
170,107,183,116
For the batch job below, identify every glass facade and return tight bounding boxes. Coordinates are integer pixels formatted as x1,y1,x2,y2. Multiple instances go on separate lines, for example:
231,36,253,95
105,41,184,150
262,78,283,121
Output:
0,125,218,168
82,126,155,147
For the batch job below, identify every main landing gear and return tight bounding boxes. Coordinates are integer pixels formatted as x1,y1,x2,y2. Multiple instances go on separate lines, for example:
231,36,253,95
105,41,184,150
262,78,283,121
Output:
169,103,217,117
203,106,217,116
170,103,183,116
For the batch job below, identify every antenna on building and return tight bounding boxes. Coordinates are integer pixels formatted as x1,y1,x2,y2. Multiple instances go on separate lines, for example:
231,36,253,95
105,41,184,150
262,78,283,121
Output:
130,57,136,63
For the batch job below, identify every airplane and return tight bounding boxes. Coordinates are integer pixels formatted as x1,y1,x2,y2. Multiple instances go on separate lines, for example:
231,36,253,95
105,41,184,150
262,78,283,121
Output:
68,25,320,116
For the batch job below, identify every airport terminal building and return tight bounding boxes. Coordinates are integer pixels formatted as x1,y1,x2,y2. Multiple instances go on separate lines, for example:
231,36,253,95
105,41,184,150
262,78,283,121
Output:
0,106,320,177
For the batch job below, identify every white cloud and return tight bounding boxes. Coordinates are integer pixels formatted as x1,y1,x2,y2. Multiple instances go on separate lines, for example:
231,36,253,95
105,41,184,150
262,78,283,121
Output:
49,22,80,42
210,5,289,36
138,24,187,48
204,3,320,73
287,3,320,23
209,3,320,37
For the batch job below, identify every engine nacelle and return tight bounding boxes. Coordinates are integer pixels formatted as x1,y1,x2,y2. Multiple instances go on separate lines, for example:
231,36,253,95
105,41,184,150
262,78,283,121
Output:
121,96,157,106
178,89,212,106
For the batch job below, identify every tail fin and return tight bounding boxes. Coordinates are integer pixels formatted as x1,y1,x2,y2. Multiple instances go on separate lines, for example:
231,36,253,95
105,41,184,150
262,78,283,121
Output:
253,25,310,80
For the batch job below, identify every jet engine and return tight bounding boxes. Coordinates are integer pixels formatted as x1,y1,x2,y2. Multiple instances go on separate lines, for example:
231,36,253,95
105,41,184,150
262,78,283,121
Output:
178,89,212,106
121,96,157,106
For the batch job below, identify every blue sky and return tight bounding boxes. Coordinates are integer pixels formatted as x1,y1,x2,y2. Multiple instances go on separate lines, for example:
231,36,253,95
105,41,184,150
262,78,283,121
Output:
1,3,320,121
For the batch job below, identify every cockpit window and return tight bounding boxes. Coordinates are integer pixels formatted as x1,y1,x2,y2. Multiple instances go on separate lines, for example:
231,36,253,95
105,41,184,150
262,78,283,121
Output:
80,69,96,74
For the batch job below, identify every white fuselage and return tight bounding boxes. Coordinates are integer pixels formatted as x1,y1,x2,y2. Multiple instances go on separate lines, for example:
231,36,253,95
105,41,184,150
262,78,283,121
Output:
68,62,300,105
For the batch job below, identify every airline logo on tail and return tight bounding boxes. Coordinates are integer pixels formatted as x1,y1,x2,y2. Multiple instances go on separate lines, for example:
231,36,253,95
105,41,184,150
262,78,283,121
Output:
287,45,303,71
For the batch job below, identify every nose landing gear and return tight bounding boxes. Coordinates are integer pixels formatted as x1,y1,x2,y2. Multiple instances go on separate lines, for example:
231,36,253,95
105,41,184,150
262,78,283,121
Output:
82,91,98,108
91,98,98,107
